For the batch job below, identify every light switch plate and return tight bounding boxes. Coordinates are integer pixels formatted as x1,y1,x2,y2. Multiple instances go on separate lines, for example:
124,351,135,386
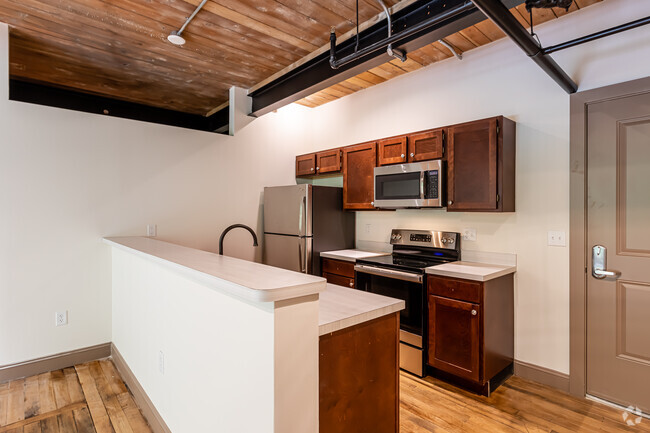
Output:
547,231,566,247
147,224,157,237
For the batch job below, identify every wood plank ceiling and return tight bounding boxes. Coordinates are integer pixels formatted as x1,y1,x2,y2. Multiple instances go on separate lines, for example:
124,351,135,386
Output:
0,0,401,115
0,0,602,117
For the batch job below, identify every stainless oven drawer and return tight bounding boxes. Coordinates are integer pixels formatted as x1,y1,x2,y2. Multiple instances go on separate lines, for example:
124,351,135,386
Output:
400,342,424,377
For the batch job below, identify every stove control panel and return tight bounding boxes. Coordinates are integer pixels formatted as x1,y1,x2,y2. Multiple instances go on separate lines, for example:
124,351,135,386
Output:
390,229,460,250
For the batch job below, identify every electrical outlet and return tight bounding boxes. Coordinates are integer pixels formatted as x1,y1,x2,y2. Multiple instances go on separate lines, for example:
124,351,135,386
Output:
365,224,372,234
547,231,566,247
147,224,157,237
158,351,165,375
462,228,477,242
55,311,68,327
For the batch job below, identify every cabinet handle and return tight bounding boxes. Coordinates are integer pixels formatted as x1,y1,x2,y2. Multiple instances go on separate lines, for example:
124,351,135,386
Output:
410,153,414,157
371,201,374,206
448,200,453,206
316,166,319,170
401,154,405,158
349,281,354,287
471,309,477,316
310,167,314,171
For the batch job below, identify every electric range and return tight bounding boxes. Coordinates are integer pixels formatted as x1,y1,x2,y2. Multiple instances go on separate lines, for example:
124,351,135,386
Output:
354,229,461,376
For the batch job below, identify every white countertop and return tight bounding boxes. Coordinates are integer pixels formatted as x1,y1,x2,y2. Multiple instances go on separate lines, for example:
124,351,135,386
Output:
104,237,326,303
320,249,391,263
318,284,404,336
426,261,516,282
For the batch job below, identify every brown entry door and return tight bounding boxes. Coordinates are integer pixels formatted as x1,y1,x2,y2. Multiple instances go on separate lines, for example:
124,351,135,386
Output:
587,92,650,414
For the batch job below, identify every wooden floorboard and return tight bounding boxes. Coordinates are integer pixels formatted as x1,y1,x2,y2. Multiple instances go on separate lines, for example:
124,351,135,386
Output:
1,359,648,432
400,372,650,433
0,361,151,433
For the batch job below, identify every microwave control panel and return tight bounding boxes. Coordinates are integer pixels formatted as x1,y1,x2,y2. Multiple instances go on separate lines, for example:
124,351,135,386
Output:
425,170,439,199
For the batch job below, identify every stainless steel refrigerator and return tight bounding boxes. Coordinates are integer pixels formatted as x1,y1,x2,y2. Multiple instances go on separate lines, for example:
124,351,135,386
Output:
263,185,355,275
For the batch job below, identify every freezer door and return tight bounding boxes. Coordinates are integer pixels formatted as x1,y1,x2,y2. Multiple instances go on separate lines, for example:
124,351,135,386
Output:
263,185,312,237
263,234,312,274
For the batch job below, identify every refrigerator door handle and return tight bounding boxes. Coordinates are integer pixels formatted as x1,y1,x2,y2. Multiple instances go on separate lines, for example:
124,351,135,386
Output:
301,196,307,237
298,241,305,273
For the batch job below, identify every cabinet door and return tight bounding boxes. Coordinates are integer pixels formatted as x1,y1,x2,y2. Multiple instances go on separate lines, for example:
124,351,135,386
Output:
408,129,443,162
377,136,408,166
343,142,377,210
428,295,480,382
447,118,498,211
316,149,341,174
296,153,316,177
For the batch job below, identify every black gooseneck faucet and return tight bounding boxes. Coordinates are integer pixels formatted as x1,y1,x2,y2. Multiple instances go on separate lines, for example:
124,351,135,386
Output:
219,224,259,255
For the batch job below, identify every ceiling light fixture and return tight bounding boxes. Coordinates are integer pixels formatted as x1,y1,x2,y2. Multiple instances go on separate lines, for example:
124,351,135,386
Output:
167,0,208,46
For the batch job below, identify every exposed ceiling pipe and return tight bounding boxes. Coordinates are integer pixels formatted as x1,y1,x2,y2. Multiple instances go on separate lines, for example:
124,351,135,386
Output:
375,0,407,61
470,0,577,93
329,1,475,69
167,0,209,46
438,39,463,60
542,15,650,55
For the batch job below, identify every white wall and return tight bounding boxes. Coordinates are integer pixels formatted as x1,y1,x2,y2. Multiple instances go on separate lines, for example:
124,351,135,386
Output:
1,0,650,374
0,23,309,365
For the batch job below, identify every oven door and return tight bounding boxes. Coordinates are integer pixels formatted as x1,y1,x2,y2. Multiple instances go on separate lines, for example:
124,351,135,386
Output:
354,265,424,338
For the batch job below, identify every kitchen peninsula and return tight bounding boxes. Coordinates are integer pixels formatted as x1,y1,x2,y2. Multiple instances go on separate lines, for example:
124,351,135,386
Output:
104,237,403,433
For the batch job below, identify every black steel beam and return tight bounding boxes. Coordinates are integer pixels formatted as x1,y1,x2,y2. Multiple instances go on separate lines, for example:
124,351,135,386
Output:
9,79,230,134
543,15,650,55
470,0,577,93
249,0,524,116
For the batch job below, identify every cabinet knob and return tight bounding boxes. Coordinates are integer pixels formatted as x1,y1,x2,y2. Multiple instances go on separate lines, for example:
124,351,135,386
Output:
316,166,319,170
371,201,374,206
471,309,477,316
349,281,354,287
401,154,405,158
410,153,414,157
448,200,453,206
310,167,314,171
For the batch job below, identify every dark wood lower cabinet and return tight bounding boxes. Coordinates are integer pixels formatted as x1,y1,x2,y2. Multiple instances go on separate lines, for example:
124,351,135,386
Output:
322,257,355,288
427,274,514,394
429,296,480,382
319,313,399,433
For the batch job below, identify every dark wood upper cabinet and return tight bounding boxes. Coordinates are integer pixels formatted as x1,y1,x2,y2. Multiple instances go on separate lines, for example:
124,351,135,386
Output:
408,129,443,162
316,149,341,174
447,116,515,212
377,136,408,166
343,142,377,210
295,153,316,177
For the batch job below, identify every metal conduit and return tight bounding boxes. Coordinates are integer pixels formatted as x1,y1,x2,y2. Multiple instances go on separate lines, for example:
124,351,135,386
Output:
542,15,650,55
330,1,475,69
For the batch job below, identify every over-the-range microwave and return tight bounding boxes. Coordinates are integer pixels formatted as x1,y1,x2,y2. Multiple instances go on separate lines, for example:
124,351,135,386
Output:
373,160,445,208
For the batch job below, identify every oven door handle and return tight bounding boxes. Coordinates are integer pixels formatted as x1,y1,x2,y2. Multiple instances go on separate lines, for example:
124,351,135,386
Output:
354,265,423,283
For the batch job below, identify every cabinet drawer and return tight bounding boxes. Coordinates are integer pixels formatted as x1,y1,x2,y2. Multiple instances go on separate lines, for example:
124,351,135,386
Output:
322,258,355,278
428,276,481,303
324,272,355,288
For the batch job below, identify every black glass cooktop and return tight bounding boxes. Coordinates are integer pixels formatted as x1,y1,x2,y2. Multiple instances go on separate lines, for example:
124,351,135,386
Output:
356,250,455,273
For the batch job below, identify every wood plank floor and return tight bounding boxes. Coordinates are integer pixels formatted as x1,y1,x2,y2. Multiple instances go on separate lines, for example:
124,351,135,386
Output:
401,373,650,433
2,360,648,432
0,360,151,433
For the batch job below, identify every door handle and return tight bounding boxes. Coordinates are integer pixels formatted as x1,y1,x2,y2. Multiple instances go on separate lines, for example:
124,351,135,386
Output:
298,241,305,273
592,245,621,279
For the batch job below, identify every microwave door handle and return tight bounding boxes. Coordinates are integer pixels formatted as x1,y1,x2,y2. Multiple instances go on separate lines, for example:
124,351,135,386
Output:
420,171,425,199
